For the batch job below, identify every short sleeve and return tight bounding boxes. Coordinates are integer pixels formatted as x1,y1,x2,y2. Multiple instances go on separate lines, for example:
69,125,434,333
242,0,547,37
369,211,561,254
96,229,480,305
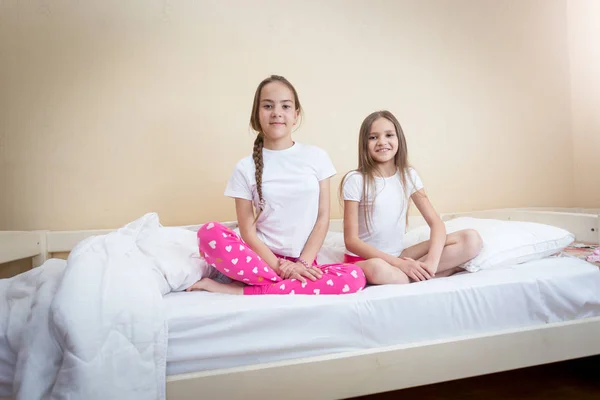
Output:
405,168,424,196
314,148,337,181
342,172,363,202
224,161,253,200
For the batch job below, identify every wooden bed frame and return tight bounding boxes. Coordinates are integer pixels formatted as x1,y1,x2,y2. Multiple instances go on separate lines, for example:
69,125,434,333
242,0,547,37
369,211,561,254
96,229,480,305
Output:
1,207,599,400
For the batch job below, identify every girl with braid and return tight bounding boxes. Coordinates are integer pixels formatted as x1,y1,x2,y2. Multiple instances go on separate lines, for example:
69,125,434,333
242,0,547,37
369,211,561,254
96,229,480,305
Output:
186,75,366,295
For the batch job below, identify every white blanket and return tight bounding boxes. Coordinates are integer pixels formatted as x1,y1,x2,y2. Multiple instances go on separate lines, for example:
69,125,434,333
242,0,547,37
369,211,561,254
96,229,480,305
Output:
3,213,208,399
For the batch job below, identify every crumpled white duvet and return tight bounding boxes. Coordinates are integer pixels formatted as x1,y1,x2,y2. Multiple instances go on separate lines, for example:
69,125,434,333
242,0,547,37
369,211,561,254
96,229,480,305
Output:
1,213,209,400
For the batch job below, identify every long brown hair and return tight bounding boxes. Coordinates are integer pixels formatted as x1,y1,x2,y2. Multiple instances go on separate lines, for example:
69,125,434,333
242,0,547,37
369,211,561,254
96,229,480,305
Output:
339,110,416,232
249,75,302,221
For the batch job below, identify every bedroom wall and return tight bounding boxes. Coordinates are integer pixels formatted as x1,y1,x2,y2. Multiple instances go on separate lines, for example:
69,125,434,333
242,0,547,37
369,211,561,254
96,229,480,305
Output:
0,121,6,230
568,0,600,208
0,0,573,231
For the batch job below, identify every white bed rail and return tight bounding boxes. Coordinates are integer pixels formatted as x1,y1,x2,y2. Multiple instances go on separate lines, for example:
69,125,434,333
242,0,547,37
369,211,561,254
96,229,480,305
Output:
0,231,46,266
1,209,599,268
166,316,600,400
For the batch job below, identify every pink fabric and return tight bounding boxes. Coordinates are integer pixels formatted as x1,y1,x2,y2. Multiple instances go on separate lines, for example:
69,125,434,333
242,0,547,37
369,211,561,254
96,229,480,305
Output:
344,254,365,264
198,222,366,295
587,248,600,263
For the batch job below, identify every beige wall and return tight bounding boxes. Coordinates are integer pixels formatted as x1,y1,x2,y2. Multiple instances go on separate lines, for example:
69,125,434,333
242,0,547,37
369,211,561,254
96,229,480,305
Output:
0,0,574,231
568,0,600,208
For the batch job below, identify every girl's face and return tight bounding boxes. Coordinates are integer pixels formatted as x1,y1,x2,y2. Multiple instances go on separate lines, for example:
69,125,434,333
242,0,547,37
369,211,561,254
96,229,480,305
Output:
258,81,299,143
367,117,399,165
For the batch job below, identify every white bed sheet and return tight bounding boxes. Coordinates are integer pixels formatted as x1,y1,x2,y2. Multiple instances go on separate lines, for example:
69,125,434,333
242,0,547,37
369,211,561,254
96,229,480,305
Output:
165,256,600,376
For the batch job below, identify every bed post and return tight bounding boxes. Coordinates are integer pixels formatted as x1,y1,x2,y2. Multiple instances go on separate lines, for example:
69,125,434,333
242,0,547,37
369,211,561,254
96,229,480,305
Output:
32,230,49,268
596,215,600,244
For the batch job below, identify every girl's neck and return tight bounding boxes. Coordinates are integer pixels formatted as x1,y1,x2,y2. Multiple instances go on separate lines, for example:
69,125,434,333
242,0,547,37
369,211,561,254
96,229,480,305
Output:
263,136,294,150
375,161,397,178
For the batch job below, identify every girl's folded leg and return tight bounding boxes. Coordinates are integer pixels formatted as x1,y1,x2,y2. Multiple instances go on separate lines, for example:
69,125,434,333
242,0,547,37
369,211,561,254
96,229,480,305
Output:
197,221,281,285
244,263,366,295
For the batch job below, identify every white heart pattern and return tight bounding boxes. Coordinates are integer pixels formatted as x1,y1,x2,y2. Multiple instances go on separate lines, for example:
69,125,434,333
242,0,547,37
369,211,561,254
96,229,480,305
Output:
243,278,249,282
279,284,285,290
342,284,350,293
222,233,227,238
238,270,244,276
264,267,269,272
313,289,320,295
351,270,358,278
239,245,245,251
326,279,334,286
224,268,230,272
289,290,295,295
206,223,214,230
246,256,252,263
271,277,277,281
208,240,216,249
301,282,307,288
225,245,232,252
231,258,238,265
336,272,342,276
252,267,258,274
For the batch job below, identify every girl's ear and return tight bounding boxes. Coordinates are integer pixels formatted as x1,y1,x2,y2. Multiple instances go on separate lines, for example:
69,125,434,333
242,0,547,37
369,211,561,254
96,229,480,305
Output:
293,109,300,125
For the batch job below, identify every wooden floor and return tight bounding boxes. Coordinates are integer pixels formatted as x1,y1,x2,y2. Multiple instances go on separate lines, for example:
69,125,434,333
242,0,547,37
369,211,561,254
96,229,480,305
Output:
351,355,600,400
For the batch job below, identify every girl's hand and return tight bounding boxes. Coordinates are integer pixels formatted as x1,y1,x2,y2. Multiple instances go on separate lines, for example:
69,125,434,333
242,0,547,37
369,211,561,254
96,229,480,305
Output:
302,263,323,281
277,259,297,279
395,257,435,282
277,259,322,283
420,259,438,275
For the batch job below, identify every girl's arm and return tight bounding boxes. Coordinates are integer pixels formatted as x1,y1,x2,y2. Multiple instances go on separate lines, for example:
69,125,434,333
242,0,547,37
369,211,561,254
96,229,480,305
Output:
235,198,281,273
343,200,406,267
298,178,332,265
411,189,446,272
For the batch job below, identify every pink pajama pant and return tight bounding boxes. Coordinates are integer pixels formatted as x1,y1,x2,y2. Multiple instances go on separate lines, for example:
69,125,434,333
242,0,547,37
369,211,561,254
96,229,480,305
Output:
198,222,366,295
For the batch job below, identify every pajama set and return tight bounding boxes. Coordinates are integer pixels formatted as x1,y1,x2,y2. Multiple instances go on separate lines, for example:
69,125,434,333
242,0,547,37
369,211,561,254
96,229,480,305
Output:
199,142,366,295
341,168,423,263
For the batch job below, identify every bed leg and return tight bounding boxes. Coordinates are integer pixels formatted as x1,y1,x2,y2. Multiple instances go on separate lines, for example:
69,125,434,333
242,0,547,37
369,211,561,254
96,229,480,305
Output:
596,216,600,245
32,230,49,268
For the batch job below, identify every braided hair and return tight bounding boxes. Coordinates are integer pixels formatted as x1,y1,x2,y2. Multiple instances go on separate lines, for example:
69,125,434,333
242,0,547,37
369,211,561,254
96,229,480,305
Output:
252,133,265,215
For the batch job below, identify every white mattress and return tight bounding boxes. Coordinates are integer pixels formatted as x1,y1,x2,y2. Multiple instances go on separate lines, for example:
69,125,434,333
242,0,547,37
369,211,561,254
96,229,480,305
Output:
164,256,600,376
1,256,598,393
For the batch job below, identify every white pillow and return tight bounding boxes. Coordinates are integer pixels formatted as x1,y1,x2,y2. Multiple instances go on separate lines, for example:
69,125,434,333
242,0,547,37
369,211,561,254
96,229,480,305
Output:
403,217,575,272
317,231,346,264
136,226,217,292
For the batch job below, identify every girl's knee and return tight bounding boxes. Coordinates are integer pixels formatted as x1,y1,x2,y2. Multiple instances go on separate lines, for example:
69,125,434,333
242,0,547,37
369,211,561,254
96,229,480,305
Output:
358,258,407,285
197,221,231,253
358,258,384,271
462,229,483,259
198,221,223,234
362,261,383,283
340,263,367,290
197,221,229,241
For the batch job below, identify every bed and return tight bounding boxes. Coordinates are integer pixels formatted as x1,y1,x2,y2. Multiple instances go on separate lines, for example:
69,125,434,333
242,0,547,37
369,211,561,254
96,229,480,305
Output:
1,208,599,400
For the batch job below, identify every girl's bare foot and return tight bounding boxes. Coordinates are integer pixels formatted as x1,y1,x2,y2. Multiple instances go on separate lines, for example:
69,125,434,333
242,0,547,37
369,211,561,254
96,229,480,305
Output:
185,278,244,295
434,266,464,278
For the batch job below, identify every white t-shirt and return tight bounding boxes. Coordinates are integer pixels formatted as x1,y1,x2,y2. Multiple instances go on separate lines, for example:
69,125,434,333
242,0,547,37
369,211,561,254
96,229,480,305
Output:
225,142,336,258
342,168,424,257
